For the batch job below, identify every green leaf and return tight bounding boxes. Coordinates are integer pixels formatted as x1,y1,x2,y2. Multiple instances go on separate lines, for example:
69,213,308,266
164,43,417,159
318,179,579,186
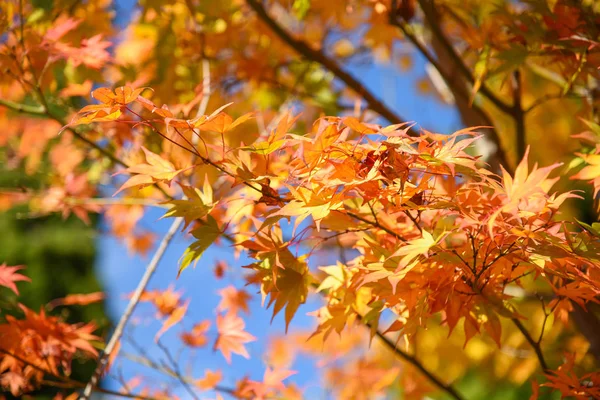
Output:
162,184,213,229
27,8,46,23
470,44,491,105
363,300,384,342
580,119,600,139
575,219,600,237
490,45,528,77
242,140,284,155
268,263,311,332
177,216,220,277
292,0,311,19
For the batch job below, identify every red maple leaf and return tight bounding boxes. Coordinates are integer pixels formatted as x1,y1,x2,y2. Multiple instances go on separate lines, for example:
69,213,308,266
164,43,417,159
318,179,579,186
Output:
0,264,31,295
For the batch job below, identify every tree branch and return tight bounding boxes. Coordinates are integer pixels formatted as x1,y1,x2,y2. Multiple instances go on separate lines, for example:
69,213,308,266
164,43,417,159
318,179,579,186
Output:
122,351,237,397
389,3,511,171
416,0,513,115
355,314,465,400
512,69,526,161
80,54,216,400
245,0,415,133
79,216,184,399
0,98,45,114
510,317,549,371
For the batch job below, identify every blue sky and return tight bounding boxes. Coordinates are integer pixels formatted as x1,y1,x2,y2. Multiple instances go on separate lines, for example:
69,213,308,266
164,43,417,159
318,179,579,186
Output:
95,2,460,398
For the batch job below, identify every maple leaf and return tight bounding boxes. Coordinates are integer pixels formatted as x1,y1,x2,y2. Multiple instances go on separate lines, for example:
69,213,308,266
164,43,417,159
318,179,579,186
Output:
43,17,81,42
125,231,156,257
72,35,111,69
308,304,353,342
343,117,379,135
137,287,189,340
47,292,105,309
196,369,222,390
0,306,99,395
214,312,256,363
316,262,348,293
272,185,344,231
571,153,600,198
178,216,221,277
115,147,184,195
92,86,148,106
180,320,211,348
487,147,561,235
257,250,312,332
242,139,285,155
542,353,600,399
390,230,438,275
242,367,297,400
64,86,148,129
195,112,254,133
139,286,181,316
162,181,213,229
155,299,189,341
217,286,252,315
0,264,30,295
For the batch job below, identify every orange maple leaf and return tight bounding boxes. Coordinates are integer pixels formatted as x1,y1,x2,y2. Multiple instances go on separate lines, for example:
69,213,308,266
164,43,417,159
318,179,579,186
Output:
242,367,297,400
155,300,189,341
217,286,252,315
138,287,189,340
0,264,30,295
63,86,148,130
114,147,183,195
47,292,105,309
195,369,222,390
180,320,211,348
0,306,98,395
214,312,256,363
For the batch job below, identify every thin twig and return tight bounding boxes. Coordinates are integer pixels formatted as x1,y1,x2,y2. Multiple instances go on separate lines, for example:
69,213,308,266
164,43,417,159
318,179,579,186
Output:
343,210,407,242
157,340,200,400
79,217,184,399
122,351,237,397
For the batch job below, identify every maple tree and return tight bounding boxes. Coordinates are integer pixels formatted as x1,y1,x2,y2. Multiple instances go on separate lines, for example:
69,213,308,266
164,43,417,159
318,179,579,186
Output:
1,0,600,399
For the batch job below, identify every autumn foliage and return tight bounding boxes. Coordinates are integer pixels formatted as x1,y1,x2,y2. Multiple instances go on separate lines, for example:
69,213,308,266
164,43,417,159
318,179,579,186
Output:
1,0,600,399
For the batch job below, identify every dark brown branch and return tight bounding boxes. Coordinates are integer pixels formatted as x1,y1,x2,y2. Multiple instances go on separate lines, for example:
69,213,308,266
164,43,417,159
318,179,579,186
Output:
355,314,465,400
416,0,513,115
245,0,415,133
343,210,408,242
389,3,511,171
512,70,526,161
510,318,549,371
